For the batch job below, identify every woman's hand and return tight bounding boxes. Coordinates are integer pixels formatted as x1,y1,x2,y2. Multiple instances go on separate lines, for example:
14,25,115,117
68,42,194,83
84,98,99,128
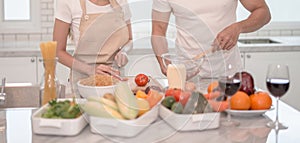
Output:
214,23,241,50
95,64,120,76
114,51,128,67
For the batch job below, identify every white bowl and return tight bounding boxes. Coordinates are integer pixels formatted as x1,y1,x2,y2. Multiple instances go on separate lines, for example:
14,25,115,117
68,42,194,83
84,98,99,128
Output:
77,81,116,98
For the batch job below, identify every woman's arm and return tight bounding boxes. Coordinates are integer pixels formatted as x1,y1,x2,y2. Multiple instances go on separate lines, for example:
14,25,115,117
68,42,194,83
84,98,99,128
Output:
53,19,119,76
215,0,271,50
151,10,171,75
53,19,95,75
53,19,73,69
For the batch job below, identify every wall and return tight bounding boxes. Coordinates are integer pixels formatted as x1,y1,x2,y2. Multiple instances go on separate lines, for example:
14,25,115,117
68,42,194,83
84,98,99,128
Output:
0,0,54,43
0,0,299,44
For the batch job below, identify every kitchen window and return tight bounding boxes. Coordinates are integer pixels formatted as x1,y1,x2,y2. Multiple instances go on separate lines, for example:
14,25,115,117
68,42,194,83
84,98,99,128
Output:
0,0,41,33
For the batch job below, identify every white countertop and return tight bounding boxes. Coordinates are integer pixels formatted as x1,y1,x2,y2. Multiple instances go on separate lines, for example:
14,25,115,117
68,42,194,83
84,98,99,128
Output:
0,78,300,143
0,36,300,57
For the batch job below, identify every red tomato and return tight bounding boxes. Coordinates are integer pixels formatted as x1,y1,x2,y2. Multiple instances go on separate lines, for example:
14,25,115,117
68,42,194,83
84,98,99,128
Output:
135,74,149,86
165,88,182,101
179,91,191,106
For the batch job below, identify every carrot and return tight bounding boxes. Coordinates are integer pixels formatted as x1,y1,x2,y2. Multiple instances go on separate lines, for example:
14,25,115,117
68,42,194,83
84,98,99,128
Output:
204,91,221,100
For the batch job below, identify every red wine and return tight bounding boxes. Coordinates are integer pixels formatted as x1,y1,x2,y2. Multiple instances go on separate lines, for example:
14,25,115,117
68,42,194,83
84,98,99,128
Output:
266,78,289,97
219,79,241,96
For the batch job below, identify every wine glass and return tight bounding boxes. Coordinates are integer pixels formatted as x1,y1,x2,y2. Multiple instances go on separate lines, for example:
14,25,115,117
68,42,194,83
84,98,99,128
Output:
218,64,241,127
266,64,290,130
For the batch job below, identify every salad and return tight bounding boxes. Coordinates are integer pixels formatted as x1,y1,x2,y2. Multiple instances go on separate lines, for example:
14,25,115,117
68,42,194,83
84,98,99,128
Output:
41,99,82,119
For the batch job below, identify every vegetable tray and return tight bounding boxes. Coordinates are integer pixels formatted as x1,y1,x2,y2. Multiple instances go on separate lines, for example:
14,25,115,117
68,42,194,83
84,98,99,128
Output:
159,105,220,131
31,98,88,136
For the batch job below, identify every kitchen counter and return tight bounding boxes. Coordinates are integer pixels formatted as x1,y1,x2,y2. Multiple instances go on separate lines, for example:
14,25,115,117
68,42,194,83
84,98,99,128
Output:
1,95,299,143
1,79,300,143
1,36,300,57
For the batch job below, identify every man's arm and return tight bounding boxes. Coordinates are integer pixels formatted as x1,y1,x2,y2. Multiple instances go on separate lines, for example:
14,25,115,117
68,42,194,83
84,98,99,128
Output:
216,0,271,50
151,10,171,75
238,0,271,33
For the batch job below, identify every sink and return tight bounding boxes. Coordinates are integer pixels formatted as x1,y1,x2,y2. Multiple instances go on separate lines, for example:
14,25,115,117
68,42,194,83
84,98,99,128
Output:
238,38,281,44
0,83,41,109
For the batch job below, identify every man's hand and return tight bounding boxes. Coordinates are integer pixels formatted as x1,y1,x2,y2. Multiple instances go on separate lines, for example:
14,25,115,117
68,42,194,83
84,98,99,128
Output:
215,23,241,50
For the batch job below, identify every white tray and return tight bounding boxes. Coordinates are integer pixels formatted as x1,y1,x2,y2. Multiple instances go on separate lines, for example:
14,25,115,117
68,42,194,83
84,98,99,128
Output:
159,105,220,131
31,98,88,136
89,102,160,137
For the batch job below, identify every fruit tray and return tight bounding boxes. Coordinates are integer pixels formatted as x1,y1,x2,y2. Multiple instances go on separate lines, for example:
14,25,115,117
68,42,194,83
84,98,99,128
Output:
31,98,88,136
159,105,220,131
87,76,164,137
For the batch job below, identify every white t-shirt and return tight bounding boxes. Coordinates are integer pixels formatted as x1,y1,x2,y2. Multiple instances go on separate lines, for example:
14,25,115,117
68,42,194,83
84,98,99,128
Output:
55,0,131,46
153,0,242,77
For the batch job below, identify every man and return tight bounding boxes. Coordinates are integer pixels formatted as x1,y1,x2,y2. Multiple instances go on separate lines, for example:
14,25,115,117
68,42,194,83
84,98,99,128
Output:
151,0,271,77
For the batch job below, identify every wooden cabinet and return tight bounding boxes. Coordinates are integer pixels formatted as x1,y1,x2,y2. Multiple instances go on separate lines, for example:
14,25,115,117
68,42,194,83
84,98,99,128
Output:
0,57,37,84
244,51,300,110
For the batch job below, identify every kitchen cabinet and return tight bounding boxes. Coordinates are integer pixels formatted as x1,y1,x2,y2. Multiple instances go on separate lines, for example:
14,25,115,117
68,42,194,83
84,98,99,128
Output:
0,57,37,84
0,56,70,86
244,51,300,110
240,53,245,68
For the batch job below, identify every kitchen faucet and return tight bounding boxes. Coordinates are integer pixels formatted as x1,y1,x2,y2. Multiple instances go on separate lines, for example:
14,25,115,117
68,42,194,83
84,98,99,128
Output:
0,78,6,105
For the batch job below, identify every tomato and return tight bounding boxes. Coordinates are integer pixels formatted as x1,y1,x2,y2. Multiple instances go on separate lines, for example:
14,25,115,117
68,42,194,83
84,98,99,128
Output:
135,74,149,86
165,89,191,106
165,88,182,101
179,91,191,106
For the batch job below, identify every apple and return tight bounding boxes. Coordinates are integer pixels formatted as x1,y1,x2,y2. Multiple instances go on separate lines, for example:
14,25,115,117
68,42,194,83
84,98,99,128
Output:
235,71,255,95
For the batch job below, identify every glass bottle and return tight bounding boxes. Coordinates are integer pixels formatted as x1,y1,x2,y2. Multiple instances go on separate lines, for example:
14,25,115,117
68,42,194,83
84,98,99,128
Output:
40,59,59,105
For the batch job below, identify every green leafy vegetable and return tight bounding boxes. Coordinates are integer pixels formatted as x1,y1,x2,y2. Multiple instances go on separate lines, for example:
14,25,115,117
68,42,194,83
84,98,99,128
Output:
41,99,82,119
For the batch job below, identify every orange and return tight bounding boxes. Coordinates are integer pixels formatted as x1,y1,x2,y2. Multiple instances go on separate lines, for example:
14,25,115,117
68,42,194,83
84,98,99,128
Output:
136,90,148,99
207,81,219,93
230,91,251,110
250,92,272,110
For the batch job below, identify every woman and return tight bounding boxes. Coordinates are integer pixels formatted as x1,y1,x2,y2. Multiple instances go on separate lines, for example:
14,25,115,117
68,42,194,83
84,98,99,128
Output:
151,0,271,77
53,0,132,82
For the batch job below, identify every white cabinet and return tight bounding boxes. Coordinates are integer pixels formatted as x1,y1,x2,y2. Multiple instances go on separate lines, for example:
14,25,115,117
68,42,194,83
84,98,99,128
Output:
244,51,300,110
0,57,37,84
0,56,70,86
240,52,245,68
